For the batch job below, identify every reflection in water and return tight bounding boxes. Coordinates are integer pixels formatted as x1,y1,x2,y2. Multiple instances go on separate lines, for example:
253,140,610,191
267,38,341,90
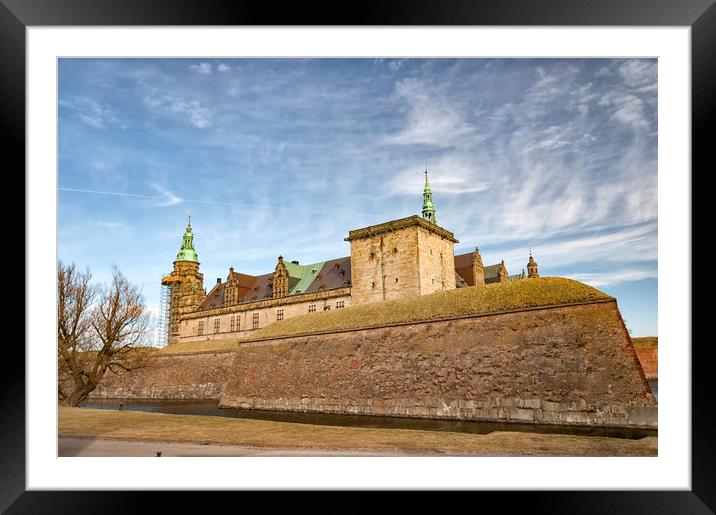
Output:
81,399,656,440
649,380,658,402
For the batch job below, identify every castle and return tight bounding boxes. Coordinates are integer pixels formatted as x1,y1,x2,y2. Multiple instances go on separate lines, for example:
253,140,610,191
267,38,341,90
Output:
162,170,540,344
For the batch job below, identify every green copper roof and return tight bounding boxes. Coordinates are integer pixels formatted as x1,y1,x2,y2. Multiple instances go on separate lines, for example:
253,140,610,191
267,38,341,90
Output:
284,260,325,294
422,168,437,223
175,220,199,262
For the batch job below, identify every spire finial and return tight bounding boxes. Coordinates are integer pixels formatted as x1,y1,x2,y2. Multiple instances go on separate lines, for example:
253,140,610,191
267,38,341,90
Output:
176,213,198,262
421,165,437,224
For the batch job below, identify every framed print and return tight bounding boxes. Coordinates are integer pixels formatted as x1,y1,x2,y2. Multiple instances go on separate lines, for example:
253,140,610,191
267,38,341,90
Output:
3,0,710,512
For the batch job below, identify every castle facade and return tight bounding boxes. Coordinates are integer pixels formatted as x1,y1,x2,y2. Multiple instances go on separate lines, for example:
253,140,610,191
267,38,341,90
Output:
162,170,539,344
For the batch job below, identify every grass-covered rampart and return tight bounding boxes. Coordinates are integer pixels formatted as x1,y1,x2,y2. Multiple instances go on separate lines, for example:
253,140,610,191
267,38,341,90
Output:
162,277,612,355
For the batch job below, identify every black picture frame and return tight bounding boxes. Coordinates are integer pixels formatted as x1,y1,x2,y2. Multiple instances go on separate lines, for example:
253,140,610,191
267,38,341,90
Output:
2,0,709,512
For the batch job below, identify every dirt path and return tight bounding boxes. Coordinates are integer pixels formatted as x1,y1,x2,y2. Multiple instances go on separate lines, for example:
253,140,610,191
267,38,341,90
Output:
59,437,426,457
59,407,657,457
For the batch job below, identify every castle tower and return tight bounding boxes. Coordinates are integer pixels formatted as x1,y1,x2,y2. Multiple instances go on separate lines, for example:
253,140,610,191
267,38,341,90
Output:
472,245,485,285
421,167,437,224
273,256,289,299
346,172,458,304
161,214,205,344
527,252,540,278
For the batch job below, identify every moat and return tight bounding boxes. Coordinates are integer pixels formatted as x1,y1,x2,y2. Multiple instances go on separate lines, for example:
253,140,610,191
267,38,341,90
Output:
81,394,657,440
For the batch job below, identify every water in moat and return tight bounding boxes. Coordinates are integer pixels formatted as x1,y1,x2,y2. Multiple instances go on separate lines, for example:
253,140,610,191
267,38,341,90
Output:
649,380,658,401
81,398,656,440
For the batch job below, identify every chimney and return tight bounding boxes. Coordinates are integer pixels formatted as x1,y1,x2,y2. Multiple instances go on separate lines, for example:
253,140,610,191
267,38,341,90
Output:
216,278,221,284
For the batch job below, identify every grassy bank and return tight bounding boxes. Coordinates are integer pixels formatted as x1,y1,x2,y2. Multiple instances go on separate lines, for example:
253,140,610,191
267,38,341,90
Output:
163,277,612,355
59,407,655,456
632,337,658,349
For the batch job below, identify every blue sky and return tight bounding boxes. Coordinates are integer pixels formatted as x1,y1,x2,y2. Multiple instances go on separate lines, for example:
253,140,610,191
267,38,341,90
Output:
58,58,657,336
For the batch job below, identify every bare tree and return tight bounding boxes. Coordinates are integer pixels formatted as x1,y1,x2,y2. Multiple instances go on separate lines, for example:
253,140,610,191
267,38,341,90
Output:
58,262,153,407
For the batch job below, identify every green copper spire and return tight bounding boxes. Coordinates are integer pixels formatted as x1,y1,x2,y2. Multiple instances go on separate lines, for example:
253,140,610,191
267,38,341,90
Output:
422,165,437,224
175,212,199,262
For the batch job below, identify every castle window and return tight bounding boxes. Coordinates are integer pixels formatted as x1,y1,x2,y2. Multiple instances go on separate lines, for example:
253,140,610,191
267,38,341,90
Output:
336,301,344,309
308,304,316,313
214,318,220,333
230,315,235,332
324,304,331,311
395,278,398,283
276,309,284,321
252,313,259,329
371,282,376,289
198,321,204,336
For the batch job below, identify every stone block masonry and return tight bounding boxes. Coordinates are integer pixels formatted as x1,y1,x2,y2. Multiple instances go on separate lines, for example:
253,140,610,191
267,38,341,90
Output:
635,348,658,380
91,300,656,428
219,300,656,428
90,351,235,400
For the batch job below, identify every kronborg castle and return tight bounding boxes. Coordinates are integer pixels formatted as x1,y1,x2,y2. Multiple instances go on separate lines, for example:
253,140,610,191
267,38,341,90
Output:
162,170,540,345
97,170,655,431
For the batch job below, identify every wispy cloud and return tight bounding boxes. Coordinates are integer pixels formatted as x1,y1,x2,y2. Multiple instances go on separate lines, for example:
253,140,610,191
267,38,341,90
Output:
189,62,213,74
94,221,131,230
385,156,491,196
148,183,183,206
566,268,657,287
59,96,118,128
384,78,479,147
58,58,658,335
143,93,214,128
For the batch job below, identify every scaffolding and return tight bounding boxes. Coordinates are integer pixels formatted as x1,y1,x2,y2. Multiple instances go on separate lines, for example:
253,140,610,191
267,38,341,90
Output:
158,272,171,347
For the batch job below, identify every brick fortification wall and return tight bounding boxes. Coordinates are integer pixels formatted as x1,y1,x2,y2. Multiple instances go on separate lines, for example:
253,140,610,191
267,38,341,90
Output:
89,300,656,428
89,351,234,400
220,301,656,428
635,348,658,380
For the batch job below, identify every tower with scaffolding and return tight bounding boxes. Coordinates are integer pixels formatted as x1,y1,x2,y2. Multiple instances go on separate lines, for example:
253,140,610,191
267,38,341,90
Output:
160,212,206,345
158,272,171,347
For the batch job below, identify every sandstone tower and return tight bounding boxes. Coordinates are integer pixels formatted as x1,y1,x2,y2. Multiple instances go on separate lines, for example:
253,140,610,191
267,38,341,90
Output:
346,168,457,304
161,216,205,344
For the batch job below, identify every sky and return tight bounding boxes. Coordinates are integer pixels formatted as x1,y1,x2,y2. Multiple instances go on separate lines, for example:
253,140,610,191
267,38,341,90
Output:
58,58,658,337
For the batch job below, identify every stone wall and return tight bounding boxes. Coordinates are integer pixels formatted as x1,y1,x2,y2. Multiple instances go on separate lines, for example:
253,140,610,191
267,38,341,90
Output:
88,300,656,428
416,225,457,295
348,226,421,304
635,348,658,380
89,351,235,400
220,301,656,428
